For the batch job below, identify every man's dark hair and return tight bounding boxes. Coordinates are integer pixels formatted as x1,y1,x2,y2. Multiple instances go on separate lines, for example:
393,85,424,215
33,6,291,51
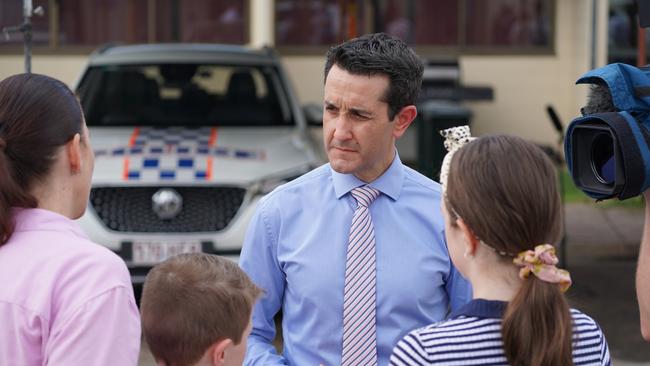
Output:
324,32,424,120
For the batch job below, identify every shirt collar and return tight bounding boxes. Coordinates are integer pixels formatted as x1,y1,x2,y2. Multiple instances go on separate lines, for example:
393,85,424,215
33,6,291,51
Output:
331,150,404,201
449,298,508,319
11,207,89,240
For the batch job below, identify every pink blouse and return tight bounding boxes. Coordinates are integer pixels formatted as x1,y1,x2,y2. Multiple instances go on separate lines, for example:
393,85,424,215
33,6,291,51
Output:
0,208,141,365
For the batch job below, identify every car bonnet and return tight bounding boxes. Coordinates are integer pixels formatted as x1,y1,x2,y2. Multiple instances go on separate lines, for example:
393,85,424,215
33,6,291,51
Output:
89,126,317,185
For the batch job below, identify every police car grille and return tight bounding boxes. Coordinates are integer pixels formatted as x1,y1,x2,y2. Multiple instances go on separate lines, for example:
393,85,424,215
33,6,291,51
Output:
89,187,246,232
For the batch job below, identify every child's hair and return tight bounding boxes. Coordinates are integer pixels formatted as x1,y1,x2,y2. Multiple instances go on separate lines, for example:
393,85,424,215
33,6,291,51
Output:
0,73,83,245
140,253,262,366
445,135,572,366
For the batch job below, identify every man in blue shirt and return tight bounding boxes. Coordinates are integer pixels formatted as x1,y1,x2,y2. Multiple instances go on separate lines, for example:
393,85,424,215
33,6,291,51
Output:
239,33,472,366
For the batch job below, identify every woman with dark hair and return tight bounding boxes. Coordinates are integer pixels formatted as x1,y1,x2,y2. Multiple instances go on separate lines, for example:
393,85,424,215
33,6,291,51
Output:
0,74,140,365
390,130,611,366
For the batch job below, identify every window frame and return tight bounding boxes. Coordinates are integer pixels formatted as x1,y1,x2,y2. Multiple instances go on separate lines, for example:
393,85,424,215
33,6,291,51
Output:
0,0,251,55
274,0,556,57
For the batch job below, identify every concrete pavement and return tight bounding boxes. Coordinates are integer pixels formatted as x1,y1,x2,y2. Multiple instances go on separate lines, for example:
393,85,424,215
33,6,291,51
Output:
565,203,645,258
564,202,649,365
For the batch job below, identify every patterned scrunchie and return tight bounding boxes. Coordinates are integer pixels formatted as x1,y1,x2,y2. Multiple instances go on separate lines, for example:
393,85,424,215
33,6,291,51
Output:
514,244,572,292
439,125,475,194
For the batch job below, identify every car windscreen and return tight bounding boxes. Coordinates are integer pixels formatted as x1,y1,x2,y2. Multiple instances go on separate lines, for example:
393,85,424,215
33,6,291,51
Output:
77,63,294,127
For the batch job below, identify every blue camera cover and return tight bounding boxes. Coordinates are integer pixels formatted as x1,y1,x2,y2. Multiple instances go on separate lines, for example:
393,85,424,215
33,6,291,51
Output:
565,63,650,199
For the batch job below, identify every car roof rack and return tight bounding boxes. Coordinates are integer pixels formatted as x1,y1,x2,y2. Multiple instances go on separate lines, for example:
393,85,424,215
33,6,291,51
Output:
262,44,278,58
93,42,121,55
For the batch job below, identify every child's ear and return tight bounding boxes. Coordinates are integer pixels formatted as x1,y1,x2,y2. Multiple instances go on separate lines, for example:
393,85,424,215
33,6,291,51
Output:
65,133,82,174
457,218,479,258
211,339,233,366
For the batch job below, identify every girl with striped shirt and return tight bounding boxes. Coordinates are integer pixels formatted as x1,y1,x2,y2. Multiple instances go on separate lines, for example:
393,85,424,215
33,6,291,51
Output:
390,132,611,366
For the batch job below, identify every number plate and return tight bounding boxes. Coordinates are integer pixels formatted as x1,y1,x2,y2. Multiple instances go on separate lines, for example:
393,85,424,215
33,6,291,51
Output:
132,241,202,265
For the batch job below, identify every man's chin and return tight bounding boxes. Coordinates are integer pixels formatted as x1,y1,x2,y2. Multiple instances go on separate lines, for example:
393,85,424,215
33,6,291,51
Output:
329,159,356,175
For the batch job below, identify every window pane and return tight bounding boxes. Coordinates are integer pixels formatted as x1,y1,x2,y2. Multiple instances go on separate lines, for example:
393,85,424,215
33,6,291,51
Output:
152,0,175,42
377,0,458,45
58,0,148,45
55,0,245,47
607,0,645,65
178,0,245,43
465,0,553,48
275,0,366,46
0,0,49,46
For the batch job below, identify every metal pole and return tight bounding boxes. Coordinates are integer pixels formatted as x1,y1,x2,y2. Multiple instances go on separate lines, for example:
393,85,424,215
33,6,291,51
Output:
23,0,33,73
590,0,597,69
557,130,567,269
2,0,42,72
545,105,567,268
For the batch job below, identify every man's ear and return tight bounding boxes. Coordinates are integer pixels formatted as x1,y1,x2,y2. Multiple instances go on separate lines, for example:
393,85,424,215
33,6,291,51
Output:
210,339,233,366
66,133,82,174
456,218,479,257
391,105,417,139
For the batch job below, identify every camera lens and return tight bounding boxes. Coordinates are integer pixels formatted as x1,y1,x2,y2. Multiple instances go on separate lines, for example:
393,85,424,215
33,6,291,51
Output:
590,133,615,185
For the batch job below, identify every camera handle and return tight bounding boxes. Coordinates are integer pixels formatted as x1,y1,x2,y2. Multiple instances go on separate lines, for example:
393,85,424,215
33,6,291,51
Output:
546,104,568,268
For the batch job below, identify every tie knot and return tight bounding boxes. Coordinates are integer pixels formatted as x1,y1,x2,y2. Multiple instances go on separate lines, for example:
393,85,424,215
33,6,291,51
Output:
351,186,380,208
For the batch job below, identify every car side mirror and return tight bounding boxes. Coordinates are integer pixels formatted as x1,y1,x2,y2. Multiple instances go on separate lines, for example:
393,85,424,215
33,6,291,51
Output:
303,104,323,126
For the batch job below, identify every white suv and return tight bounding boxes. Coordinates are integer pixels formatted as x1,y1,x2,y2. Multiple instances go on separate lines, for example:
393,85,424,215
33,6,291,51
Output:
74,44,322,284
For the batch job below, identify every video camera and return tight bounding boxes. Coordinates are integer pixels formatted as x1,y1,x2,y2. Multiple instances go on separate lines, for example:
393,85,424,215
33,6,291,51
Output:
564,1,650,200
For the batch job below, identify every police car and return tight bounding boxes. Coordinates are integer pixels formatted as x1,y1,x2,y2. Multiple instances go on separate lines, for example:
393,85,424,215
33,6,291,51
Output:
74,44,322,284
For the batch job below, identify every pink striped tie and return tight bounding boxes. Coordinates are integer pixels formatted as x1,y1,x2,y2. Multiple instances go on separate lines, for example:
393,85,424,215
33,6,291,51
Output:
342,185,380,366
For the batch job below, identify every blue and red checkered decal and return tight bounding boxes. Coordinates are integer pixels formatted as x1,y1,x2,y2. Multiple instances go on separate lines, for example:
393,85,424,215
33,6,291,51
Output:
94,127,266,181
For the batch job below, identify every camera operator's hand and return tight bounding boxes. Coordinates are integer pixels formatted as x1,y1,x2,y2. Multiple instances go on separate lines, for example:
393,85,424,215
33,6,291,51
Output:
637,190,650,341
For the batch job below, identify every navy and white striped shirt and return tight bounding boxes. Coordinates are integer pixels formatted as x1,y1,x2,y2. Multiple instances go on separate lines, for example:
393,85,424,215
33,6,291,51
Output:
390,299,611,366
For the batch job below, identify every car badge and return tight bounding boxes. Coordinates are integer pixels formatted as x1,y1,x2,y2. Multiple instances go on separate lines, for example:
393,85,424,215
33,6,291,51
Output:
152,188,183,220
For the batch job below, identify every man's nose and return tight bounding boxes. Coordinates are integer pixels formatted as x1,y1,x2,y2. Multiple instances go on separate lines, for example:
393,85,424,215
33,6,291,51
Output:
332,114,352,140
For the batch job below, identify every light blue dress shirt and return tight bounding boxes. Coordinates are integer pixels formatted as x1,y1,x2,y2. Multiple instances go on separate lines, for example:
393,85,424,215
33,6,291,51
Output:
239,153,472,366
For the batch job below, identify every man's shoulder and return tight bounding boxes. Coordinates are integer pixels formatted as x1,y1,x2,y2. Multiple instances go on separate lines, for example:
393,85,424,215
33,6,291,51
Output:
286,163,332,187
260,163,332,204
401,164,443,195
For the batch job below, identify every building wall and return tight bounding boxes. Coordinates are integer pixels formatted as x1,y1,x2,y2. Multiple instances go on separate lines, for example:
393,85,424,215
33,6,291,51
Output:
281,0,608,147
0,0,607,148
0,55,87,86
461,0,604,145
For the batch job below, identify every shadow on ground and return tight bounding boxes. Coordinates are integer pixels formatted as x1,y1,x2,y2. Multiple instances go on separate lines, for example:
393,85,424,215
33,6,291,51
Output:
567,255,650,363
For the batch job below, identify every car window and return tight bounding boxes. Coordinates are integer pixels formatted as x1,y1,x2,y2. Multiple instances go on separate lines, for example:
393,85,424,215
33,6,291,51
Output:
78,63,293,127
